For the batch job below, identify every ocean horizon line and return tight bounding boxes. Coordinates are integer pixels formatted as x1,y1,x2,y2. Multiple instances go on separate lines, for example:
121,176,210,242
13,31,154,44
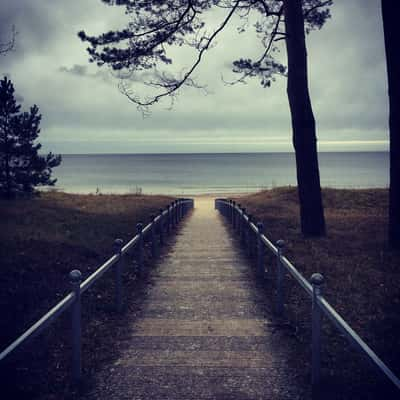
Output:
51,152,389,194
54,150,389,156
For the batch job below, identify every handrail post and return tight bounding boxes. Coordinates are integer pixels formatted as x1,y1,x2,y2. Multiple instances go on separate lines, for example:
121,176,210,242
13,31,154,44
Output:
180,199,183,220
113,238,124,313
232,201,236,229
180,199,184,219
136,223,144,276
69,269,82,383
237,205,242,236
229,200,233,224
171,202,176,228
150,214,158,258
159,208,165,245
167,205,171,234
170,202,174,228
311,273,324,395
240,207,246,246
257,222,265,279
247,214,253,257
174,200,179,225
275,240,285,316
236,204,241,233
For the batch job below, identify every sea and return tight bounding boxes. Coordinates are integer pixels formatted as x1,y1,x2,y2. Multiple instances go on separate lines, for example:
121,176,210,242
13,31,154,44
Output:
50,152,389,195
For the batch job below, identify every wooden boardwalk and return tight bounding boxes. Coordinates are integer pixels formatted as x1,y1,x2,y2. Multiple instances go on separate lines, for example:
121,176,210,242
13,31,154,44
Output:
84,198,306,399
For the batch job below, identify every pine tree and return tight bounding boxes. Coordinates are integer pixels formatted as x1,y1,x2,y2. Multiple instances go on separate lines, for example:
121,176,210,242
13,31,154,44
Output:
0,77,61,198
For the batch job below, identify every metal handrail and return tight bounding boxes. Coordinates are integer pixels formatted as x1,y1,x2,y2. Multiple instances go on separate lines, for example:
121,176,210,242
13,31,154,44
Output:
121,233,140,254
0,293,75,362
80,254,119,294
317,296,400,389
215,198,400,392
280,255,313,296
0,198,194,381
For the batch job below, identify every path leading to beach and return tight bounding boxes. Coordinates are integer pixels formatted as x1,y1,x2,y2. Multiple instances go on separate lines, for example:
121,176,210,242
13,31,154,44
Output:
83,197,305,399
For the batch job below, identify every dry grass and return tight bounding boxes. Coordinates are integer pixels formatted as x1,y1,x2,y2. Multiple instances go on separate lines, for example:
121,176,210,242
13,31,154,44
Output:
0,192,174,399
234,187,400,399
2,189,399,399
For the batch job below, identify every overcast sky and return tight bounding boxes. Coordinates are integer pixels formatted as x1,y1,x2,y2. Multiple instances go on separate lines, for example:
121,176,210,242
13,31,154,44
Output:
0,0,388,154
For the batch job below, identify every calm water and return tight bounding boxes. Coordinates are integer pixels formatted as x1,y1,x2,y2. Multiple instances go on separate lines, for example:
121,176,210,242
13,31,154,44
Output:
51,152,389,195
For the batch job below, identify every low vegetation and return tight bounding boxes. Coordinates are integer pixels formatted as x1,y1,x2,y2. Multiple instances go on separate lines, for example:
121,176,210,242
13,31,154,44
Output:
234,187,400,399
0,192,174,399
2,188,398,399
0,77,61,198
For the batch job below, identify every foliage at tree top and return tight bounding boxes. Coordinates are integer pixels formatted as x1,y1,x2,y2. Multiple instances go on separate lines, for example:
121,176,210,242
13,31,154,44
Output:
79,0,331,109
0,77,61,198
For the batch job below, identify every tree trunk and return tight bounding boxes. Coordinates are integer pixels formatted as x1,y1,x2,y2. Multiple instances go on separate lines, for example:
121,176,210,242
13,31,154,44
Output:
283,0,326,236
5,153,11,198
2,122,12,199
382,0,400,249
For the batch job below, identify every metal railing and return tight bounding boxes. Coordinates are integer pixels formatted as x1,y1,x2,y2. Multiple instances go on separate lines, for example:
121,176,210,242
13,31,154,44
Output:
215,198,400,395
0,198,194,382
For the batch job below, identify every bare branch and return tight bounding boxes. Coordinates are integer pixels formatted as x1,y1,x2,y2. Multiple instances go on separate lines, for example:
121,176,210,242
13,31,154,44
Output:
303,0,332,18
223,5,283,86
0,25,17,55
120,0,241,109
80,2,196,46
256,0,283,17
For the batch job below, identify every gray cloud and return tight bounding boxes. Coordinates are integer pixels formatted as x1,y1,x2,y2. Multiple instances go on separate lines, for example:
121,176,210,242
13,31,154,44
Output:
59,64,113,83
59,64,88,76
0,0,390,153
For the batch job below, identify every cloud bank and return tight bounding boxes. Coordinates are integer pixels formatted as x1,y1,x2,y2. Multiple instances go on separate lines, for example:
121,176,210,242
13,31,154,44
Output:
0,0,389,153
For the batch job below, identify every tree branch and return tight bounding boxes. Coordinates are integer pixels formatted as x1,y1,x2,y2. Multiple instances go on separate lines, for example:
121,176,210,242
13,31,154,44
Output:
120,0,241,109
256,0,283,17
0,26,16,55
303,0,332,18
79,1,196,46
223,5,283,86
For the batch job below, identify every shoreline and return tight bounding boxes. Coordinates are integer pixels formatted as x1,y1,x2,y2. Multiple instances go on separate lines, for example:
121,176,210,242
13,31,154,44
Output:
39,189,257,199
41,185,389,199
